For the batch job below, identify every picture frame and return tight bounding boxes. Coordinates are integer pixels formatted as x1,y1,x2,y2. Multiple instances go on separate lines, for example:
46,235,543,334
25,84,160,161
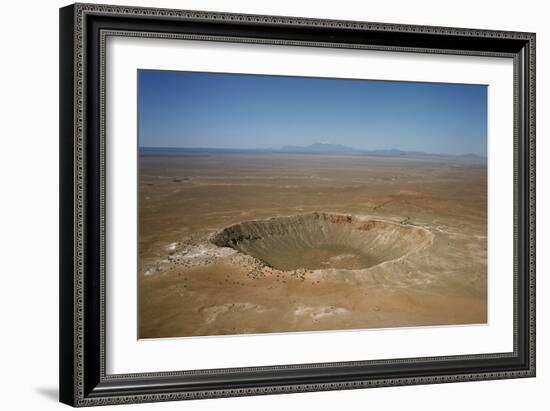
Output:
59,2,536,407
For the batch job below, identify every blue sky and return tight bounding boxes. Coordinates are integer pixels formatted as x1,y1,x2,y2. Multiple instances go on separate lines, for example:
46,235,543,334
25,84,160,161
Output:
138,70,487,156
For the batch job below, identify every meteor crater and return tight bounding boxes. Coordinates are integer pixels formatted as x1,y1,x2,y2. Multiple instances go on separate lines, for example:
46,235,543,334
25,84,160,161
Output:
211,212,432,271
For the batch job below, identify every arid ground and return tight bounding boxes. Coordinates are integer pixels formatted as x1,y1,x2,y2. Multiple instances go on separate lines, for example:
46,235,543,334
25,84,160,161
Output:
139,154,487,338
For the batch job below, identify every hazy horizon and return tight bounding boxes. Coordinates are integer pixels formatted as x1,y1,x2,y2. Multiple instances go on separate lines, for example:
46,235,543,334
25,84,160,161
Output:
138,70,488,157
138,143,485,157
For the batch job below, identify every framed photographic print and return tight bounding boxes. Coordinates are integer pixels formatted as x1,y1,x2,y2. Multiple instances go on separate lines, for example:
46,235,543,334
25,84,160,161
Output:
59,3,536,407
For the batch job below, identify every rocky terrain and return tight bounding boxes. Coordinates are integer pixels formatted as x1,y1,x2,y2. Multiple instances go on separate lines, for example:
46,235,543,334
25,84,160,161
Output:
138,154,487,338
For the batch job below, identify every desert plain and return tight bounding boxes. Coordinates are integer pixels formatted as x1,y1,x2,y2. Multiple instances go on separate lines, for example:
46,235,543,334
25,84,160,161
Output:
138,153,487,338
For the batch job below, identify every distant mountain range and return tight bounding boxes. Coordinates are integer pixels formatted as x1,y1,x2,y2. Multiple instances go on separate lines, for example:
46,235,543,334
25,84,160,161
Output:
140,143,486,160
279,143,485,159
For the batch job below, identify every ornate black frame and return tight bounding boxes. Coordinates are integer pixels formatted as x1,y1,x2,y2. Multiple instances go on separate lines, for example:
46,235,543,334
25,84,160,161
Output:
59,3,536,407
